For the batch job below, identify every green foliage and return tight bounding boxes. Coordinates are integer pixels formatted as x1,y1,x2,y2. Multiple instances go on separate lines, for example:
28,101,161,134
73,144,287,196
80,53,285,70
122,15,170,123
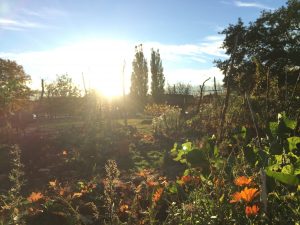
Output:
171,140,211,175
215,0,300,99
130,44,148,105
165,82,192,95
0,145,26,225
152,105,182,138
150,49,165,103
0,58,31,117
46,74,80,98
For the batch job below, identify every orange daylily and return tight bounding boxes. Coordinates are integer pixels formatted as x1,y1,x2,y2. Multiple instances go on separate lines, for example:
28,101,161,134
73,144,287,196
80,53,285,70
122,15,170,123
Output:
234,176,252,186
152,188,163,203
27,192,43,202
245,205,259,217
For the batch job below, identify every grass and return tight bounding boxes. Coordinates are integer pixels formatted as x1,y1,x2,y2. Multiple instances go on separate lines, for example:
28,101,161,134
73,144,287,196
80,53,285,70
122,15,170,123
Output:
118,118,153,135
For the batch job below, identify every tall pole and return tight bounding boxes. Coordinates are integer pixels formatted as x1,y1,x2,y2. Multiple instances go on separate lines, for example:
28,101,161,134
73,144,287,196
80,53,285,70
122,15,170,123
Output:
82,72,87,96
122,60,127,126
40,79,45,100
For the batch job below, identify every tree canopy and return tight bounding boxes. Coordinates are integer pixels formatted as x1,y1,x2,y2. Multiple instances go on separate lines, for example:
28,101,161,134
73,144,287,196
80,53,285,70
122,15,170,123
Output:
150,49,165,103
0,58,31,117
215,0,300,97
46,74,80,98
130,44,148,104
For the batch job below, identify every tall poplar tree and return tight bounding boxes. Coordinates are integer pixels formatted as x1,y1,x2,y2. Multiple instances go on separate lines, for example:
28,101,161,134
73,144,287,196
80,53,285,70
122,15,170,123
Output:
150,49,165,103
130,44,148,103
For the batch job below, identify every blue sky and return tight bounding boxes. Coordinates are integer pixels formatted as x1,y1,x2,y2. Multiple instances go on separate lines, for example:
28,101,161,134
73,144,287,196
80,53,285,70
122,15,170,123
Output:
0,0,287,96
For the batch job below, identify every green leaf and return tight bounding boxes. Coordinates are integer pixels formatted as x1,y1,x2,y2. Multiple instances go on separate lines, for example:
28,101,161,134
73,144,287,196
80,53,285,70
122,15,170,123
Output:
174,151,185,162
213,146,219,157
241,126,247,139
243,145,257,166
269,142,284,155
281,164,294,175
167,183,178,194
287,137,300,151
294,160,300,175
269,122,278,137
284,118,297,130
186,149,210,174
182,142,192,152
265,169,299,186
280,112,296,130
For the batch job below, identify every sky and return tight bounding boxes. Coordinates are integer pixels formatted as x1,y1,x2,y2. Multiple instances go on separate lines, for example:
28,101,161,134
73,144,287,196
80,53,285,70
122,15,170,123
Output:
0,0,287,96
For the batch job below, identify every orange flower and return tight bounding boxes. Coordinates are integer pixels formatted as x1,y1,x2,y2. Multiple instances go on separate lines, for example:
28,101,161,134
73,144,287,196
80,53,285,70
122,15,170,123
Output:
136,169,151,178
245,205,259,217
230,187,259,203
59,188,65,196
120,204,129,213
152,188,163,203
147,179,159,187
234,176,252,186
62,150,67,156
181,175,192,184
240,187,259,203
230,191,243,203
72,192,83,198
214,178,224,187
49,180,57,188
27,192,43,202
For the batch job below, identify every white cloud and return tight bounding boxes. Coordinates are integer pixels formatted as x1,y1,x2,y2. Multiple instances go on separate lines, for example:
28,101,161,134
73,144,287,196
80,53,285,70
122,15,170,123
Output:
166,68,224,87
0,18,44,30
234,1,274,10
21,7,68,18
0,4,67,31
0,38,226,96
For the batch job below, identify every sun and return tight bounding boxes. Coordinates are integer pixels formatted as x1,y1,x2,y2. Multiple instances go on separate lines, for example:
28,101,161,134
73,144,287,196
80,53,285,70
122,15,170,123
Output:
96,80,122,98
67,39,132,98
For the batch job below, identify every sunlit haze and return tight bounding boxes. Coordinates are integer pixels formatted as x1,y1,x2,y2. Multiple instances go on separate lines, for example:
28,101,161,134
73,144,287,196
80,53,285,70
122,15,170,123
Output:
0,0,286,97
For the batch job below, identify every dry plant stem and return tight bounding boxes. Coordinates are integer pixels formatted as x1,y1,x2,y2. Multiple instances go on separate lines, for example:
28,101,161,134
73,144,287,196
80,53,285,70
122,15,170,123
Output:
122,60,128,126
55,196,83,225
287,72,300,116
245,92,262,150
196,77,210,113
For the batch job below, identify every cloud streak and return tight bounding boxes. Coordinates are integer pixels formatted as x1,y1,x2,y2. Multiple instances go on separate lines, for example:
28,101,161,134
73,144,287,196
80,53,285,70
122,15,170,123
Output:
21,7,68,18
0,18,44,30
0,4,68,31
234,1,274,10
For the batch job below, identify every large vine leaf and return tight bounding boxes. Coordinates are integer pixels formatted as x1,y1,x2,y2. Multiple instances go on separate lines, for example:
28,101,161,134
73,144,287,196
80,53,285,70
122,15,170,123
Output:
265,169,299,186
186,149,210,174
269,141,284,155
287,137,300,151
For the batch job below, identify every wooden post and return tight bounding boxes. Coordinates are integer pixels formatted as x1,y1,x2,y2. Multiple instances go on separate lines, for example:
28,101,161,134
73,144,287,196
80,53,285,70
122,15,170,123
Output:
40,79,45,100
214,76,217,97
